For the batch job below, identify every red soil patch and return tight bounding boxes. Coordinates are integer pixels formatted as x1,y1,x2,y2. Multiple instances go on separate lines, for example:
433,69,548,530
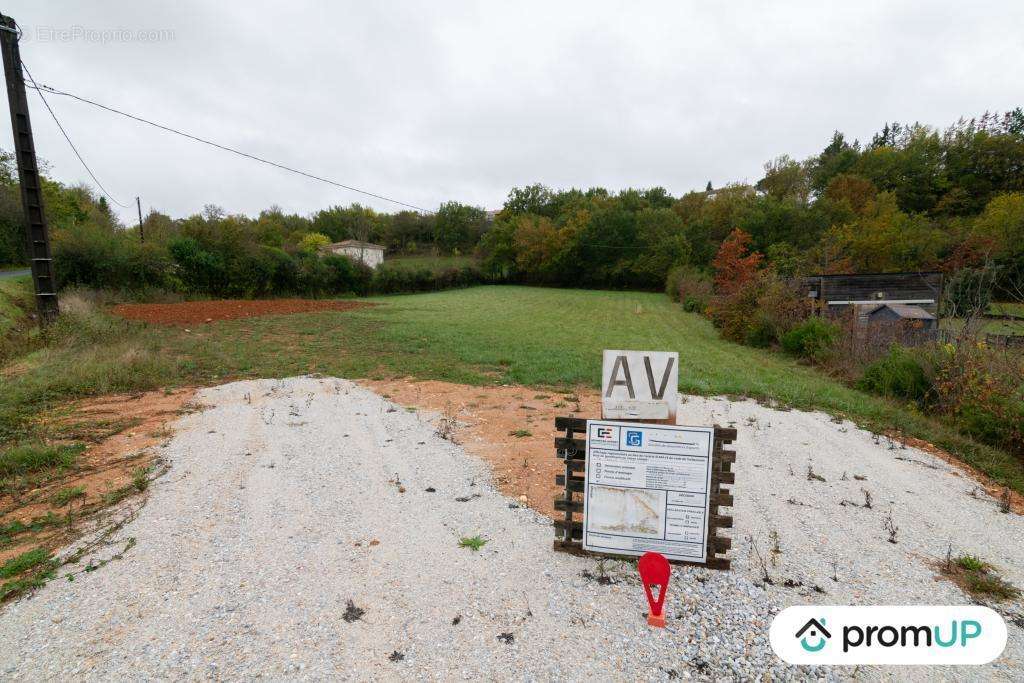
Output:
1,388,197,566
112,299,372,326
362,378,600,519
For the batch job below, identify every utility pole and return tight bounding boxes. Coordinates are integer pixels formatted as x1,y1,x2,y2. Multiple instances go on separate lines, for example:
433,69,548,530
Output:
0,14,58,324
136,196,144,242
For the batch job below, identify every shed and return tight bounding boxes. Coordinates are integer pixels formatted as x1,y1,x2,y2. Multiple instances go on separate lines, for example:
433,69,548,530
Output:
802,272,943,317
325,240,386,268
864,303,937,329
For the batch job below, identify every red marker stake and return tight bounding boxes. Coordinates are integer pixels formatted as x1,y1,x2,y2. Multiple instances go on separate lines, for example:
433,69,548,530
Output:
637,551,670,628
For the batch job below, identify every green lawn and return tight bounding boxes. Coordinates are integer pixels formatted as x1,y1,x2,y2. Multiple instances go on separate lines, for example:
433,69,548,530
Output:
2,285,1022,493
990,302,1024,317
384,254,476,273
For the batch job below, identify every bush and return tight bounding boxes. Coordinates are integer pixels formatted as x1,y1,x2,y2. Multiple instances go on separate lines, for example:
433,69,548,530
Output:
856,346,932,401
665,265,711,309
781,317,840,363
943,267,997,318
930,345,1024,456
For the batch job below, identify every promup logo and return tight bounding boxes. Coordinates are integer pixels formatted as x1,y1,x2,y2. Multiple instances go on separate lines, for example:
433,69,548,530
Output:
770,606,1006,665
795,618,831,652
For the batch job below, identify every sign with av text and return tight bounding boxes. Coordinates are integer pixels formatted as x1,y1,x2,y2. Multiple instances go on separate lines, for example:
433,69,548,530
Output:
601,350,679,421
582,420,713,563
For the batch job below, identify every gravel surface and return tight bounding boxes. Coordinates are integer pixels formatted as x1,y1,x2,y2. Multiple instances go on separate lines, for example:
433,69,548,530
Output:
1,377,1021,681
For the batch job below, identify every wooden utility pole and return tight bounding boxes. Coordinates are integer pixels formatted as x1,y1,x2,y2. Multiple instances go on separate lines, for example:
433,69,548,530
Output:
0,14,58,324
136,196,144,242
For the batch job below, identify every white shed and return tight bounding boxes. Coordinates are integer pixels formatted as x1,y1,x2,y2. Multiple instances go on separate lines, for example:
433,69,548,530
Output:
326,240,386,268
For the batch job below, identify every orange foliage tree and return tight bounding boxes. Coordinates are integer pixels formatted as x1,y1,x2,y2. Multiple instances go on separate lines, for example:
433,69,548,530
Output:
711,228,763,294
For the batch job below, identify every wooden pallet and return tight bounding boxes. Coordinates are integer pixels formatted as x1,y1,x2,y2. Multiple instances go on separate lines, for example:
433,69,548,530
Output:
551,416,736,570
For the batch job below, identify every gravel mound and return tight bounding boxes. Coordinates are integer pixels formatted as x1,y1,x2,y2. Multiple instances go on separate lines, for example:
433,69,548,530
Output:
0,377,1020,680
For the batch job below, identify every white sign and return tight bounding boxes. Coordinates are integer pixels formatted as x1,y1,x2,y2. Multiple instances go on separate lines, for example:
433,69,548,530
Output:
770,605,1007,665
582,420,713,563
601,350,679,421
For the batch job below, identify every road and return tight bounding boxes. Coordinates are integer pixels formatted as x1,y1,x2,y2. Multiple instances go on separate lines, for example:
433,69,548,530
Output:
0,268,29,279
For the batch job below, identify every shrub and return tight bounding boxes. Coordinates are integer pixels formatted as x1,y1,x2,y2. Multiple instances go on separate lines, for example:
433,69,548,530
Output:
665,265,711,309
930,345,1024,456
943,267,997,318
781,317,840,363
708,275,761,343
856,346,931,401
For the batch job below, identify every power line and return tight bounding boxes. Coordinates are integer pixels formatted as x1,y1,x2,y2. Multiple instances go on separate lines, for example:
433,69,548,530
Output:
21,62,133,208
25,75,433,214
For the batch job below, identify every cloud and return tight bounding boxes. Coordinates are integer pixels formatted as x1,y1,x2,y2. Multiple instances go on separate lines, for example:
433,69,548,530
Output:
5,0,1022,224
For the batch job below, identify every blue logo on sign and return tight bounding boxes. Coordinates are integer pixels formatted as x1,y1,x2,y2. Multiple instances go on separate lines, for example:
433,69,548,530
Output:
626,430,643,447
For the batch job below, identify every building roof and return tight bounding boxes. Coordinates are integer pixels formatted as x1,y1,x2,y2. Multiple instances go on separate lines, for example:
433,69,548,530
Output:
806,271,942,280
330,240,386,251
866,303,935,320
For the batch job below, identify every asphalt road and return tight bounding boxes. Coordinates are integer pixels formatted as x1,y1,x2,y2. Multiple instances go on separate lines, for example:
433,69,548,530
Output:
0,268,29,279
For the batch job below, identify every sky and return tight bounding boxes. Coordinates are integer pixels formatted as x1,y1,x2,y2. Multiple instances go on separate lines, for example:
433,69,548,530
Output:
3,1,1023,225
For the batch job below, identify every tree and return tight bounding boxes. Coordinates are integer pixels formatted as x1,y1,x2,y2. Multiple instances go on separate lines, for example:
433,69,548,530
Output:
756,155,810,204
433,201,486,254
502,184,554,217
298,232,331,255
809,132,860,195
712,228,762,295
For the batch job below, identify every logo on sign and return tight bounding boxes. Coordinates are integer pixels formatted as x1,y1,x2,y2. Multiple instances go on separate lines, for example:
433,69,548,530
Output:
626,430,643,447
596,427,613,439
796,618,831,652
770,606,1007,665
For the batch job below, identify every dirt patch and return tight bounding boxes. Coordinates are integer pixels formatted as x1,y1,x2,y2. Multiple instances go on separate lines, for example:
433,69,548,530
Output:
1,388,196,566
112,299,373,326
362,378,600,518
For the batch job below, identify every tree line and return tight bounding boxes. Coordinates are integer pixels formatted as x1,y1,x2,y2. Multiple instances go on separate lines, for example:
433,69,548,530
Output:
0,108,1021,300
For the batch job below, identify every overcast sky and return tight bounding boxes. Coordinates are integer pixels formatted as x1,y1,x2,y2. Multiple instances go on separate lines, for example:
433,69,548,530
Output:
4,1,1023,224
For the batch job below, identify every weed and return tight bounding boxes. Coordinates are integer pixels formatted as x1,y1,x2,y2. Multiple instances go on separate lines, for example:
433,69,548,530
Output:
883,507,898,544
132,466,150,493
343,599,366,622
451,614,462,626
861,488,873,509
509,429,532,438
388,651,404,662
938,552,1021,601
497,632,515,644
435,402,458,442
0,443,83,480
1000,487,1011,514
459,535,488,551
747,535,772,585
51,485,86,507
769,530,782,565
956,554,987,572
806,462,826,482
0,547,51,579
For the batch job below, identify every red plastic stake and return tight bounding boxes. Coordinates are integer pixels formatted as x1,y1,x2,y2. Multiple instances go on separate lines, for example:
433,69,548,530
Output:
637,551,671,628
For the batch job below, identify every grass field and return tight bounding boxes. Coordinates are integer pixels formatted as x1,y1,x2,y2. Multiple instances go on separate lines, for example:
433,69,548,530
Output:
991,302,1024,317
384,254,476,273
1,283,1022,493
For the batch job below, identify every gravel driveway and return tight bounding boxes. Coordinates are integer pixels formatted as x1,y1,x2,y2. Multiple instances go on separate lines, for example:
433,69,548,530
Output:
1,377,1021,680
